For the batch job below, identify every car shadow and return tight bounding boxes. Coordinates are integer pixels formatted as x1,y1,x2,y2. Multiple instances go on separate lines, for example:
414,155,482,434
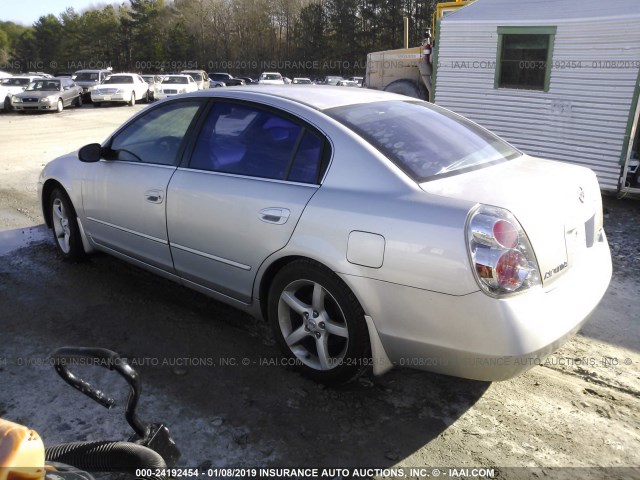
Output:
578,196,640,353
1,242,490,469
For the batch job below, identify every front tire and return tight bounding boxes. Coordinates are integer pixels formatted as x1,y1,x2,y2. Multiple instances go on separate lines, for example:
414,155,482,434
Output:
75,95,83,108
383,79,428,100
50,188,85,262
3,96,12,111
268,259,371,384
56,98,64,113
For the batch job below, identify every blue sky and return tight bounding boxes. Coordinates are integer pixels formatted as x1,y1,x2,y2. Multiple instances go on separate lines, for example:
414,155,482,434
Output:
2,1,111,26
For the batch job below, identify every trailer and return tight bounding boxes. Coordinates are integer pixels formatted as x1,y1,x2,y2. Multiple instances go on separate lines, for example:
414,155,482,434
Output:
365,1,474,102
432,0,640,194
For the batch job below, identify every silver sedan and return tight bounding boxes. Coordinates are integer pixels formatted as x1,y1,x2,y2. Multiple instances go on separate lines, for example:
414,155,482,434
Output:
12,78,82,112
38,86,612,384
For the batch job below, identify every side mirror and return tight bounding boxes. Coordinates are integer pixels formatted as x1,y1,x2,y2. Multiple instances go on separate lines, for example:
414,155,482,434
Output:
78,143,103,163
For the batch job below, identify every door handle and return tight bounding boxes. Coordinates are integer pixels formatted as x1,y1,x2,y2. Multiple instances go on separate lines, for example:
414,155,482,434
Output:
258,208,290,225
145,189,164,204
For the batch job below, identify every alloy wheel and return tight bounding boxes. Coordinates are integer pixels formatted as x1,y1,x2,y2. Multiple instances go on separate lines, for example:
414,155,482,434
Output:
277,279,349,370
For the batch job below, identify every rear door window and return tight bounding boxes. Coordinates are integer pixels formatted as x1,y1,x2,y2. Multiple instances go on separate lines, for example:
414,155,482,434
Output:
189,102,327,184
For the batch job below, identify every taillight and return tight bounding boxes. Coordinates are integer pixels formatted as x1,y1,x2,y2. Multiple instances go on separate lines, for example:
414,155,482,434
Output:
467,205,541,296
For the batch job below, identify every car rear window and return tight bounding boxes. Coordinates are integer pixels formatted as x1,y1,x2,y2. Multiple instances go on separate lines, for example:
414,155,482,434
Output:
326,101,521,181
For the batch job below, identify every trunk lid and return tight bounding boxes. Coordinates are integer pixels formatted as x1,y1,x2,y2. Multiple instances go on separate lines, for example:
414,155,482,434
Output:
420,155,603,286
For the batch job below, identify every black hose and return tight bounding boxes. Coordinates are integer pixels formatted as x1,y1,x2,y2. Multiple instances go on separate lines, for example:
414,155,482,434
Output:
46,441,167,480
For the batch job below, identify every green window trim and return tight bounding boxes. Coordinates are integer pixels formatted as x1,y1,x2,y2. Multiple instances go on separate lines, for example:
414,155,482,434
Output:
619,70,640,167
494,26,557,92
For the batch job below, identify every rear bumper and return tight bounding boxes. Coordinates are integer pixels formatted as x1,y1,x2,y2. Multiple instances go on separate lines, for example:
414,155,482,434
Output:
340,236,612,381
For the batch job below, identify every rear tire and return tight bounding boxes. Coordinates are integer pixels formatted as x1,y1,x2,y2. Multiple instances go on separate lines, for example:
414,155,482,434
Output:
50,188,86,262
129,92,136,106
268,259,371,384
383,79,428,100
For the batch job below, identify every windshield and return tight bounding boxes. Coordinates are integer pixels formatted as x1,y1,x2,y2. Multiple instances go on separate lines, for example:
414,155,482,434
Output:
142,76,155,83
27,80,60,91
103,76,133,84
162,76,188,84
261,73,282,80
327,101,521,181
184,72,202,81
74,72,99,82
210,74,229,81
1,77,31,87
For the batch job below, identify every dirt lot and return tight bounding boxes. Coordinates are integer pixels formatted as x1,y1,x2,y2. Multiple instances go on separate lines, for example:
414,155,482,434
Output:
0,107,639,480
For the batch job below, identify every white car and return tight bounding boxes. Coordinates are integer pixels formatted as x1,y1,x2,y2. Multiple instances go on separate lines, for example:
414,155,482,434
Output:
156,75,199,100
258,72,285,85
38,86,612,384
0,70,11,79
141,75,163,101
179,70,210,90
91,73,150,107
1,76,43,111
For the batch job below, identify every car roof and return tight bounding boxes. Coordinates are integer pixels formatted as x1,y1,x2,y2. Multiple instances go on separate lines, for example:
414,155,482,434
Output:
184,85,411,111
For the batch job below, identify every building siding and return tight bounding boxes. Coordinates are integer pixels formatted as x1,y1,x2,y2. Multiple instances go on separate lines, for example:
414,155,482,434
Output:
434,15,640,191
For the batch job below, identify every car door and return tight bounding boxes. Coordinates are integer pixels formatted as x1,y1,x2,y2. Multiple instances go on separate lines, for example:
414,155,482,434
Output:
135,75,148,99
61,79,73,106
82,99,206,271
188,77,197,93
167,100,329,303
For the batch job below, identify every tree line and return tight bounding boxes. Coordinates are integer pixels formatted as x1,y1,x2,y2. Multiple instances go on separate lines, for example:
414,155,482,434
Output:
0,0,437,78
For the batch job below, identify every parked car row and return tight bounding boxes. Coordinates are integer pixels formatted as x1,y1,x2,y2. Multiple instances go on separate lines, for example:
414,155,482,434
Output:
1,68,367,114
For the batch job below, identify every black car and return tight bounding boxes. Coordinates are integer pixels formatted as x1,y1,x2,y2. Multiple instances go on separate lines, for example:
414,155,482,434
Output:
208,73,245,86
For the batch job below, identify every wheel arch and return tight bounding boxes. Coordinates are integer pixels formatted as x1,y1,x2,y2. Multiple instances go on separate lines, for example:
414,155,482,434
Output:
41,179,66,228
383,79,428,101
257,255,307,322
256,254,370,325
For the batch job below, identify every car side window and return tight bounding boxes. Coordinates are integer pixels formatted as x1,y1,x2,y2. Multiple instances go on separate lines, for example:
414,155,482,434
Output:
190,102,326,183
108,100,203,166
287,130,325,183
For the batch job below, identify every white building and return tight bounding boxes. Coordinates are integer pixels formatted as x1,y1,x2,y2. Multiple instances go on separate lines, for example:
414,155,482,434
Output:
433,0,640,194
